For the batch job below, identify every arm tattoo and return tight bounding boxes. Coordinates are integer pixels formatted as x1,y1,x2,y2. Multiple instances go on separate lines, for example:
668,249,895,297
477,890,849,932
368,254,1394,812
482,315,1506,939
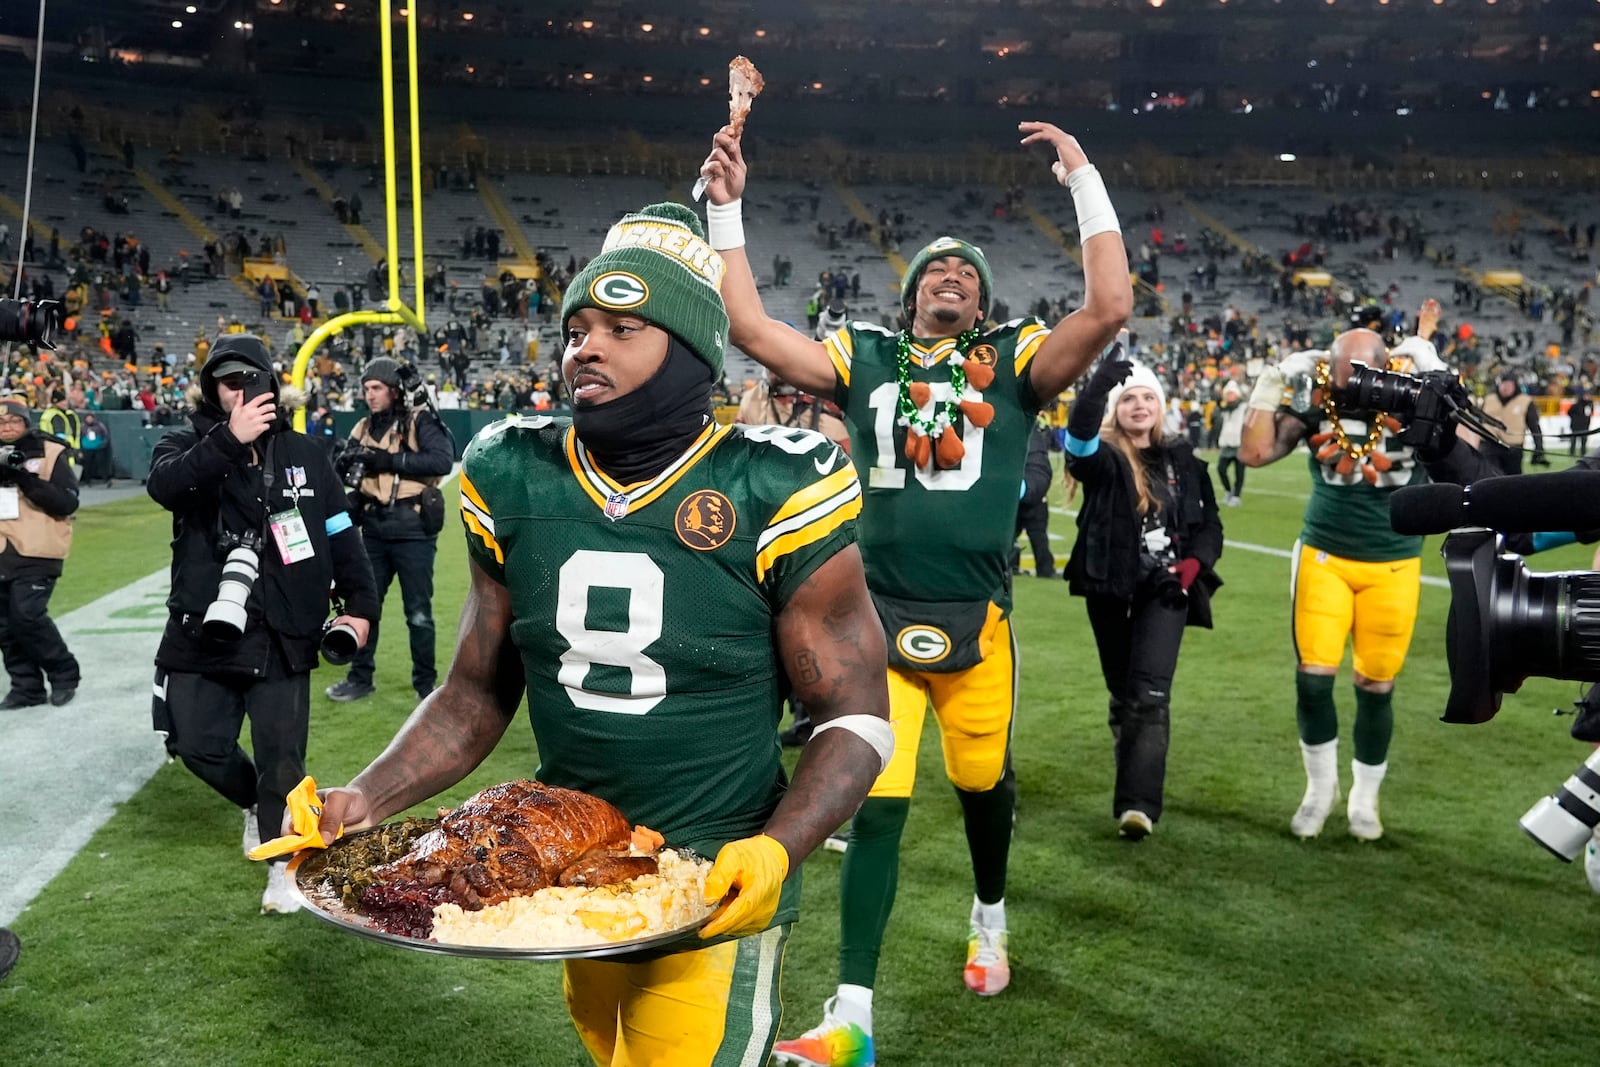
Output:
791,649,822,686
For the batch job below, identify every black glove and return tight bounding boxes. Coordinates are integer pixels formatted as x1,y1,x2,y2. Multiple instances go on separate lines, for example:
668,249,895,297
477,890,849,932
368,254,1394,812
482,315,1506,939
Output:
0,464,17,485
363,448,395,473
1081,344,1135,402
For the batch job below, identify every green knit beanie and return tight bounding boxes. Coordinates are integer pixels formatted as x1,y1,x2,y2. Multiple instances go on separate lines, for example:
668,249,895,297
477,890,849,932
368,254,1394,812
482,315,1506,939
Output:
900,235,993,320
561,202,729,378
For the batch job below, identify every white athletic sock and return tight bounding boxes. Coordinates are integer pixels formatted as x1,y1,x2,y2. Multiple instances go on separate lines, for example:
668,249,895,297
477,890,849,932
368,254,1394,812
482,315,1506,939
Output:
1301,738,1339,793
1350,759,1388,807
834,983,873,1033
971,896,1007,931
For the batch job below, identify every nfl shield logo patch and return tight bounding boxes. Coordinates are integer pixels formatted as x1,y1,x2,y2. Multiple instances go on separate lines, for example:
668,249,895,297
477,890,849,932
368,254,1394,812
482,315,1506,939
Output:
604,492,630,521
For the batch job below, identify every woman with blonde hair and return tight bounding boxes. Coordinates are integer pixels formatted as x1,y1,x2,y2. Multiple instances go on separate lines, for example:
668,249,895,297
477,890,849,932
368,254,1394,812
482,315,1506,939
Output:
1064,346,1223,839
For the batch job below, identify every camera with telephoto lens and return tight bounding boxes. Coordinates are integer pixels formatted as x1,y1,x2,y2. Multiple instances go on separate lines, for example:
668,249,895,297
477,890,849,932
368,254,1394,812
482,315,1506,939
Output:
0,297,62,350
1,447,27,468
320,616,360,665
1327,362,1483,457
202,530,263,641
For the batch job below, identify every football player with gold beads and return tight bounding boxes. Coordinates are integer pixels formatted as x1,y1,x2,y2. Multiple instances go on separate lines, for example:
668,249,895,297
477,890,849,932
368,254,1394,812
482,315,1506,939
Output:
1239,301,1447,843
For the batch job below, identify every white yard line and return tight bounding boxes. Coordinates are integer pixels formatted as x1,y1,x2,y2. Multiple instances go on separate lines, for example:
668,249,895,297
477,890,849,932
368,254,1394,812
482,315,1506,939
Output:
0,569,172,925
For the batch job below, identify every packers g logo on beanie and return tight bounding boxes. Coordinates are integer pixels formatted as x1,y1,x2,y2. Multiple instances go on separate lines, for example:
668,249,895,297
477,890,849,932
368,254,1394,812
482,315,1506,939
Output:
590,271,649,310
563,203,729,379
900,236,994,318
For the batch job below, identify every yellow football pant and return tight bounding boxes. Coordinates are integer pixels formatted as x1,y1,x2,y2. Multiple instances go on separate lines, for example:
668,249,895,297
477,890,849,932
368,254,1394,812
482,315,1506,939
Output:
1291,543,1421,683
870,617,1016,798
564,924,789,1067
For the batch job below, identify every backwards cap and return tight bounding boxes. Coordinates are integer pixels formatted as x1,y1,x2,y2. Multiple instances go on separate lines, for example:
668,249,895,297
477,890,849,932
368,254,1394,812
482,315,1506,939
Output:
900,236,994,318
561,203,728,378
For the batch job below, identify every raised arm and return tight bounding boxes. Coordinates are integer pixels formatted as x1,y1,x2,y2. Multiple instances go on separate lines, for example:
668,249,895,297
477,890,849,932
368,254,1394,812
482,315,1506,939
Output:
700,125,839,398
316,557,524,839
1016,122,1133,400
1239,351,1319,466
764,544,889,861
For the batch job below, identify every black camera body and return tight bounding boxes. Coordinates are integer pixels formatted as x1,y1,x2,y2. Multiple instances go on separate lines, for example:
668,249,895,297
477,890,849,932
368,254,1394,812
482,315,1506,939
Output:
1,446,28,469
0,297,62,350
1333,363,1476,456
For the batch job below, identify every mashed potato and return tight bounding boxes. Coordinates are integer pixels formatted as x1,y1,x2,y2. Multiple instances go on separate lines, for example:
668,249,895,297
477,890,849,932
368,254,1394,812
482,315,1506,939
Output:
429,849,714,948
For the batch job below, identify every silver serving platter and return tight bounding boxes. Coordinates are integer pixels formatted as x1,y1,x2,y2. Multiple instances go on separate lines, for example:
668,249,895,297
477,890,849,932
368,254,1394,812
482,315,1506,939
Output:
287,825,713,961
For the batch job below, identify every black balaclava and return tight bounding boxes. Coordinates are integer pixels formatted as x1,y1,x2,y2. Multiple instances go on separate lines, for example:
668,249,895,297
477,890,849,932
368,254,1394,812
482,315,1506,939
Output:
572,335,714,485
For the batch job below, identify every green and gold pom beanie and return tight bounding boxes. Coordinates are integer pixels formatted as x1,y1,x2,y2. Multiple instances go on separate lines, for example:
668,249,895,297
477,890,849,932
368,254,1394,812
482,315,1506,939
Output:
562,202,729,378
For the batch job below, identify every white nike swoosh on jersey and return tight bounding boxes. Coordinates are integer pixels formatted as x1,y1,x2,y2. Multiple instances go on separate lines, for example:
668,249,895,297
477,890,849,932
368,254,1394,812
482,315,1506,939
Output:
814,456,833,474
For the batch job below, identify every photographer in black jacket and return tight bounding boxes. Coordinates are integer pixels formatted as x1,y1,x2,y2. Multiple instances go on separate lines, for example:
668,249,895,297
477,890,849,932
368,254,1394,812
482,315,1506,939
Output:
147,335,378,915
326,356,454,703
0,396,80,709
1064,349,1223,840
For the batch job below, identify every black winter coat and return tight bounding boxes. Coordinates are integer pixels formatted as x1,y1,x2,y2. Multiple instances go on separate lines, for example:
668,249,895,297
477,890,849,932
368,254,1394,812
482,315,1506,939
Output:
148,401,379,678
1064,435,1224,628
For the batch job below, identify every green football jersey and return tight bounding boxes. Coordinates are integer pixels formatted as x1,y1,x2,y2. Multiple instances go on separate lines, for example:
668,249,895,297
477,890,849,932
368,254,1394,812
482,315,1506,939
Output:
458,417,860,893
824,318,1051,609
1299,413,1426,562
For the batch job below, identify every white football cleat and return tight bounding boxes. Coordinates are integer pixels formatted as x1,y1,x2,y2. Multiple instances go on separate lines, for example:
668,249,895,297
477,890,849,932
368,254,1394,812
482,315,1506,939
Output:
1348,760,1388,842
260,861,302,915
241,805,259,859
1291,739,1341,839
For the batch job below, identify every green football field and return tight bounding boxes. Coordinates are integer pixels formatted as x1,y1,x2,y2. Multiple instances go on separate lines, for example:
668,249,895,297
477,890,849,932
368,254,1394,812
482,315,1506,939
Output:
3,452,1598,1066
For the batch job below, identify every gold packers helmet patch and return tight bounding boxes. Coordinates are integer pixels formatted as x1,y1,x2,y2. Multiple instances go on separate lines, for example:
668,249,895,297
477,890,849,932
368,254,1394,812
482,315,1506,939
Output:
675,490,736,551
590,270,650,310
895,625,952,665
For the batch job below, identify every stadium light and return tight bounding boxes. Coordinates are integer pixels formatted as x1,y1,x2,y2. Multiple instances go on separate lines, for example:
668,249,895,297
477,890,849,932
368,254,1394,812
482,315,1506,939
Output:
1148,0,1165,8
1278,153,1297,162
642,74,653,83
184,4,196,12
812,81,824,90
699,27,711,36
582,72,593,80
171,19,183,28
333,2,345,10
755,29,767,37
640,23,653,32
581,20,594,29
462,12,474,21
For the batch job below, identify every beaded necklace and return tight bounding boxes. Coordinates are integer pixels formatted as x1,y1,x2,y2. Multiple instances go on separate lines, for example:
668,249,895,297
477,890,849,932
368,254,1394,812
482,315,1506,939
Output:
894,326,980,437
1311,358,1390,481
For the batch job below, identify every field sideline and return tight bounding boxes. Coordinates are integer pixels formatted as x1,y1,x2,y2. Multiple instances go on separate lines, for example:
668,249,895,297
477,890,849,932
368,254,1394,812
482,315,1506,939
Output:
1,451,1598,1066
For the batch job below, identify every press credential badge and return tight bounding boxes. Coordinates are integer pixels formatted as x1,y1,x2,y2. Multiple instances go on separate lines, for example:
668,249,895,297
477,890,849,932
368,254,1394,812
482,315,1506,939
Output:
269,465,315,564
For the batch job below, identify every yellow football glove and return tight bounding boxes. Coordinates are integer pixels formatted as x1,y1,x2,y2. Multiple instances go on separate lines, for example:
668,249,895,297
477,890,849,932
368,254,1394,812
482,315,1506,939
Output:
699,833,789,939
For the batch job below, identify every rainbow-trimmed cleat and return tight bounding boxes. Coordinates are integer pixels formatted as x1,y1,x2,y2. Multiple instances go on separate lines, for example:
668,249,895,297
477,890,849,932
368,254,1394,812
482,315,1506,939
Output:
770,997,875,1067
963,921,1010,996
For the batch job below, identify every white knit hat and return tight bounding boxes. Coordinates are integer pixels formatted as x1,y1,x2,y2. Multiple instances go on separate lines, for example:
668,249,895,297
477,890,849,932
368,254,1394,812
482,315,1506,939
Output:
1106,363,1167,414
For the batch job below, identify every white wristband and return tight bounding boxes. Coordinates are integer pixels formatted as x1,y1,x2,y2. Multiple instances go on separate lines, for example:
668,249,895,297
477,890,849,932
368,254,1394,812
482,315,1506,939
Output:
1247,366,1287,413
1063,164,1121,241
706,198,745,251
809,714,896,774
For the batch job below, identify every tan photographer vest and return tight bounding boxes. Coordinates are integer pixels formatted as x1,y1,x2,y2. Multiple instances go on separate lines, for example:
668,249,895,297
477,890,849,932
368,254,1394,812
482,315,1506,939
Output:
0,441,74,560
353,413,440,505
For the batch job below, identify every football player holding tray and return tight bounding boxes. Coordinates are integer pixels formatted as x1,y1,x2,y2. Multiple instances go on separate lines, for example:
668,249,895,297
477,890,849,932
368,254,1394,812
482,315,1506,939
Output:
255,191,892,1067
